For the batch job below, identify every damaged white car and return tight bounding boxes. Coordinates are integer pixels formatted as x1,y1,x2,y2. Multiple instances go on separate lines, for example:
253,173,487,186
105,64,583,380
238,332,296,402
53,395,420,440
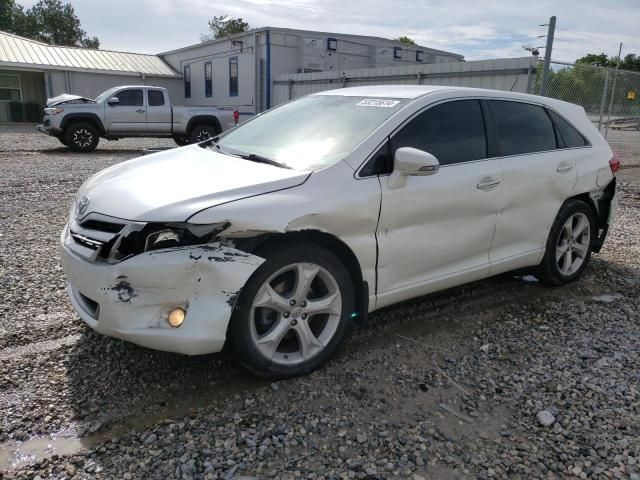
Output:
60,85,618,378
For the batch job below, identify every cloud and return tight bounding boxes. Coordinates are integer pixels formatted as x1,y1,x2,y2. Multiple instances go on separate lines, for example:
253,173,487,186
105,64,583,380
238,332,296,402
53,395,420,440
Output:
43,0,639,63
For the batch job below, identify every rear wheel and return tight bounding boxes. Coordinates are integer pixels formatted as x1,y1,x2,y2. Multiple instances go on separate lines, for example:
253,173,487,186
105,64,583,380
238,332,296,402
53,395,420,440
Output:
536,199,596,285
188,124,217,144
228,243,355,379
64,122,99,152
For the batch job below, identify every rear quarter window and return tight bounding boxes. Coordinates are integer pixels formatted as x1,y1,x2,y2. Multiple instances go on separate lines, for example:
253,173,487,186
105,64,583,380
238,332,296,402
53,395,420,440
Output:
491,100,556,156
546,109,589,148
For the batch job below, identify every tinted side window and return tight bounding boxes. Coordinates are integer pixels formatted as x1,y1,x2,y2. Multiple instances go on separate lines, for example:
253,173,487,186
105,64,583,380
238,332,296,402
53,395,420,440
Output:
148,90,165,106
491,100,556,156
547,109,588,148
391,100,487,165
116,89,143,106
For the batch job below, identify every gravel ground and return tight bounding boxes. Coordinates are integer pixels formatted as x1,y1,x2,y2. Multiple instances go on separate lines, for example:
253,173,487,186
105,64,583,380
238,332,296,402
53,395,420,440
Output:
0,124,639,479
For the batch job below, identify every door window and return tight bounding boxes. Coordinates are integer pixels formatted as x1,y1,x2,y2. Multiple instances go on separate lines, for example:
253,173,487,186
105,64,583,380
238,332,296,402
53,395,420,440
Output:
148,90,165,106
391,100,487,165
491,100,556,156
546,109,589,148
115,89,143,106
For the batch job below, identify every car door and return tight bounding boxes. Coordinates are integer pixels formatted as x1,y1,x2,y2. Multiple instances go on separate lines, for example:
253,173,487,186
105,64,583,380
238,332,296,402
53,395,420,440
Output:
146,89,172,134
375,99,503,306
104,88,147,133
487,100,578,270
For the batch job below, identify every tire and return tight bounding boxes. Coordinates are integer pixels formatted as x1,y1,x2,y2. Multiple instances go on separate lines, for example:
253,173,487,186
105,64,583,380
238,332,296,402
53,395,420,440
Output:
57,136,69,147
188,124,217,144
64,122,99,152
536,199,597,286
173,135,189,146
227,243,355,379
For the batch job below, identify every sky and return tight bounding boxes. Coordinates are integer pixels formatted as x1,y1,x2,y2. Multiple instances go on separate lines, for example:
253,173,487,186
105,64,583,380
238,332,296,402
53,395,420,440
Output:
18,0,640,62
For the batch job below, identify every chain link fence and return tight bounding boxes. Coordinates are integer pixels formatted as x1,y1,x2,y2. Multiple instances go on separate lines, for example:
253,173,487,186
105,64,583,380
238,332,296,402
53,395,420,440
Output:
535,60,640,165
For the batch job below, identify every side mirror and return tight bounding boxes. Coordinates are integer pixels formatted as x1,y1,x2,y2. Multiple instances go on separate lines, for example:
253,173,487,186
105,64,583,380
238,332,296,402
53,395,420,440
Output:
108,96,120,106
388,147,440,188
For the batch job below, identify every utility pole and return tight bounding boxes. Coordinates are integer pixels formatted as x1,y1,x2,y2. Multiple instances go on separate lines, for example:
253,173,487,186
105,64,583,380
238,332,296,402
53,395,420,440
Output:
540,15,556,96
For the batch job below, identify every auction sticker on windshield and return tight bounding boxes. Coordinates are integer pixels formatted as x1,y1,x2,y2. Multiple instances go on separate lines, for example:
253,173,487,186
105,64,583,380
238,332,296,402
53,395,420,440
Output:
356,99,401,107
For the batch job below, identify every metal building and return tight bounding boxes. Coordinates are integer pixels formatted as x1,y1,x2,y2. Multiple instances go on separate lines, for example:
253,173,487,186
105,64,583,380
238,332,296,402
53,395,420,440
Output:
0,31,181,122
159,27,464,115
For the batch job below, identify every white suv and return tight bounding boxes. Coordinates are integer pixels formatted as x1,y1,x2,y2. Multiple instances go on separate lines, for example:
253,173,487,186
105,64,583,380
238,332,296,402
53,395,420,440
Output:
60,85,618,378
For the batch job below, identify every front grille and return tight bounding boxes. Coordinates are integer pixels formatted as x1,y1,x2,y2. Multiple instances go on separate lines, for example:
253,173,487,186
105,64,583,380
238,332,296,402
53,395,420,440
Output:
70,231,104,250
80,219,125,234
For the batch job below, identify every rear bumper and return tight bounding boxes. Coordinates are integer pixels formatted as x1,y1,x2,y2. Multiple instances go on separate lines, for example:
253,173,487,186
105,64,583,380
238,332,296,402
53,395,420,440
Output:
593,178,617,253
59,225,265,355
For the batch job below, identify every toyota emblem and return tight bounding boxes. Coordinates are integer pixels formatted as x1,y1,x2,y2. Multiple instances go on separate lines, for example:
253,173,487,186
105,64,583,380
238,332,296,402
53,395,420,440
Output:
77,196,90,216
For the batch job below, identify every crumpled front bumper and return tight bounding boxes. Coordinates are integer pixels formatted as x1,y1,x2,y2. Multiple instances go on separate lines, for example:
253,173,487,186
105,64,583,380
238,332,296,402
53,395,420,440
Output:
36,123,61,136
59,225,264,355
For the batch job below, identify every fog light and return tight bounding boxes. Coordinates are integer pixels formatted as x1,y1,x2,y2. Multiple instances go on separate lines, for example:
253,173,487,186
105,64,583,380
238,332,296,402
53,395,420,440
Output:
168,308,186,328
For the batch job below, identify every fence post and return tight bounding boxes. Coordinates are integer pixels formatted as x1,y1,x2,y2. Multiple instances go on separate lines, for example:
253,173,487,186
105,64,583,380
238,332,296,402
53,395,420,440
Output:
597,70,610,131
288,79,293,100
604,42,623,139
416,72,422,84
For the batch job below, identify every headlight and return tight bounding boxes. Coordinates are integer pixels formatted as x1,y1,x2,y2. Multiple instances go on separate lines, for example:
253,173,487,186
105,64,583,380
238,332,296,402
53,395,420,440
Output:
143,222,231,252
44,107,64,115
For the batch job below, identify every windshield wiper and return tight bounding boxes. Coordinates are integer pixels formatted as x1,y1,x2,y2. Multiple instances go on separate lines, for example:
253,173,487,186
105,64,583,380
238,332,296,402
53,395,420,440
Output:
238,153,291,169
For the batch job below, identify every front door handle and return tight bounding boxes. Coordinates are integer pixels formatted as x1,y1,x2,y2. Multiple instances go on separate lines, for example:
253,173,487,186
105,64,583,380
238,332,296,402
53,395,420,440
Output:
476,177,501,191
557,162,573,174
136,108,146,113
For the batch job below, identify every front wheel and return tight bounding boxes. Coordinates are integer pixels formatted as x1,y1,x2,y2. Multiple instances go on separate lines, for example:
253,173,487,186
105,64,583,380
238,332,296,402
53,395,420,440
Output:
228,243,355,379
64,123,99,152
536,199,596,285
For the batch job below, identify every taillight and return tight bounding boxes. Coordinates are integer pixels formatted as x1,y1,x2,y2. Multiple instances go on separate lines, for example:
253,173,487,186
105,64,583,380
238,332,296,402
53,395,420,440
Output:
233,110,239,124
609,153,620,174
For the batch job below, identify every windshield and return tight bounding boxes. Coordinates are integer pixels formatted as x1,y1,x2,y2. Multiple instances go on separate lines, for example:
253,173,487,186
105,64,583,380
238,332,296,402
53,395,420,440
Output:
215,95,408,170
95,87,121,103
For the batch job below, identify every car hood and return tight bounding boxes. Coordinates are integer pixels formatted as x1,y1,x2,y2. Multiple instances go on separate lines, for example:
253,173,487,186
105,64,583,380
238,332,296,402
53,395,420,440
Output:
76,145,311,222
47,93,96,107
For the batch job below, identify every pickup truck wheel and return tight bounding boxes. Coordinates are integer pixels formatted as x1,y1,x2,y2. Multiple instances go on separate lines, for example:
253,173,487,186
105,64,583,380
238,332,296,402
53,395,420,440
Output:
57,136,69,147
189,125,217,144
173,135,190,146
64,123,99,152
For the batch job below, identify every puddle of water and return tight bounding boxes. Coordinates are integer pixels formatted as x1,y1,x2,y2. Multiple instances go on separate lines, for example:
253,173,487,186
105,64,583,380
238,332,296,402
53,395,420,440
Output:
0,374,270,472
0,435,100,471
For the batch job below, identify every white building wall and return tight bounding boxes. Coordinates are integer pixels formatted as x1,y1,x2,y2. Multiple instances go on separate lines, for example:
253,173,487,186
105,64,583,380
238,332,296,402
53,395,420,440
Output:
159,28,464,113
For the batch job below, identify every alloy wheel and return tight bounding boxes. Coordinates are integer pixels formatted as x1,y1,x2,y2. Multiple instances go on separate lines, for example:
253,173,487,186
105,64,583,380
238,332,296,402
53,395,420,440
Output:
249,262,342,365
556,212,591,276
73,128,93,148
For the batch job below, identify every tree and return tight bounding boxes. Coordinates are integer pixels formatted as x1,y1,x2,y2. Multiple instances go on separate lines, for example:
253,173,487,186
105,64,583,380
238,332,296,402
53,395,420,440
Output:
395,36,417,46
200,16,249,42
0,0,27,34
577,52,640,72
1,0,100,48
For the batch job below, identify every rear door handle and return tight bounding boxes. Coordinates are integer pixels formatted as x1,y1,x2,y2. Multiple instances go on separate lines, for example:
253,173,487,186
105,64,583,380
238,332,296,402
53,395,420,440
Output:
557,162,573,174
476,177,501,191
136,109,146,113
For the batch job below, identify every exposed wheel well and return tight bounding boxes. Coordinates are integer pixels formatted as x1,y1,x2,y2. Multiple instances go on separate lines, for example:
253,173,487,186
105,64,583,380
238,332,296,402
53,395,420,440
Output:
244,230,368,324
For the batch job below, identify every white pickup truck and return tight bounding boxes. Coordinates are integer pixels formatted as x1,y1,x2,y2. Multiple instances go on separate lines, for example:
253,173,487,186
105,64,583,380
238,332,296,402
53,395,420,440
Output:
37,86,239,152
